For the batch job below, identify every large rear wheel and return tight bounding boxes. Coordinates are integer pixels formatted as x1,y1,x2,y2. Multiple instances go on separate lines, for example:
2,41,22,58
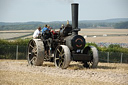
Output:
83,46,99,68
28,39,45,66
54,45,71,69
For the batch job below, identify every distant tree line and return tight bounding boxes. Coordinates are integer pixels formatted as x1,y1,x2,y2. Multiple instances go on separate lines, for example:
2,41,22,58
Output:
0,22,114,30
0,19,128,30
114,21,128,29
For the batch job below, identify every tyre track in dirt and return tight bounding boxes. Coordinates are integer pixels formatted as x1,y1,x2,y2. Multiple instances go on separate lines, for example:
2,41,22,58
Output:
0,60,128,85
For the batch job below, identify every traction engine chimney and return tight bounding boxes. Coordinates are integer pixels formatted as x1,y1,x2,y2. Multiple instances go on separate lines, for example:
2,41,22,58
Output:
71,3,79,35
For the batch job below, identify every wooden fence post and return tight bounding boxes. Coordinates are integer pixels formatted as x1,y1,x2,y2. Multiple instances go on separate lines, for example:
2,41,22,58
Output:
16,45,18,60
121,53,123,63
107,52,109,63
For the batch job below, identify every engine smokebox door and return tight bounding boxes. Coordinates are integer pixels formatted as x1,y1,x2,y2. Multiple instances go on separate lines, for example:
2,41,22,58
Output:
71,35,86,50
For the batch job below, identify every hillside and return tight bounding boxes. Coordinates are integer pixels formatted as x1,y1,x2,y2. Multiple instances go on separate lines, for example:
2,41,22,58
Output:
80,18,128,23
0,18,128,30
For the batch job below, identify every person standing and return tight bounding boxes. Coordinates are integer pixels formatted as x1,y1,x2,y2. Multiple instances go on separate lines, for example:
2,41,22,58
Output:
42,24,51,57
42,24,49,34
33,27,41,39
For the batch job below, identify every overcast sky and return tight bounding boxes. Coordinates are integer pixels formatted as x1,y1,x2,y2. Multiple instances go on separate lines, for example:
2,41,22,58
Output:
0,0,128,22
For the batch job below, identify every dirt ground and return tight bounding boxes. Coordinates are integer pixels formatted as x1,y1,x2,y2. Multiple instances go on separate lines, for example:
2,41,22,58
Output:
0,60,128,85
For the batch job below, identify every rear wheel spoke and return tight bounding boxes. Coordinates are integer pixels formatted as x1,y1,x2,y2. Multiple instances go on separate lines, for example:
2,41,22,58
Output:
34,53,37,56
33,49,37,52
30,44,34,48
30,57,36,64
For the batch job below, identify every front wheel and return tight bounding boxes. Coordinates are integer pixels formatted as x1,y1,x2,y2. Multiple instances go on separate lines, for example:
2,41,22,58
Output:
83,46,99,68
54,45,71,69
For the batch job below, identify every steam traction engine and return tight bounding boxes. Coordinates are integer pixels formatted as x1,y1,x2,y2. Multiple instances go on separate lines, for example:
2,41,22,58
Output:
28,3,98,69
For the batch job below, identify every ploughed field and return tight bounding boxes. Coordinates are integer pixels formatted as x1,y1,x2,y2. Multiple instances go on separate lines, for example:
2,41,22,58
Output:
0,30,34,40
0,29,128,43
0,60,128,85
79,29,128,43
